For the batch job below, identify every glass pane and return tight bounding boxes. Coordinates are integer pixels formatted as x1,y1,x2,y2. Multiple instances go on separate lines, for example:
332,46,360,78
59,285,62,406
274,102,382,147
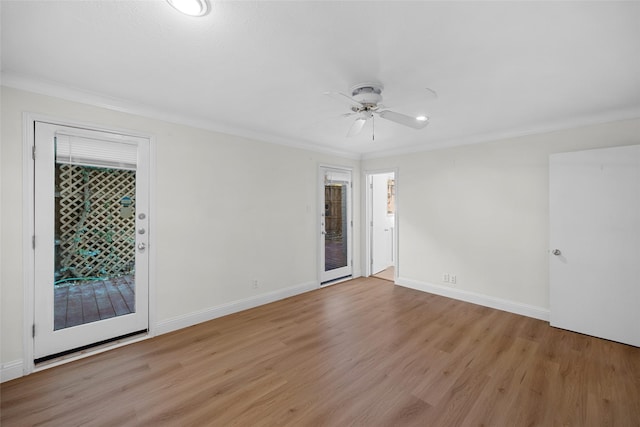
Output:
54,163,136,330
324,182,348,271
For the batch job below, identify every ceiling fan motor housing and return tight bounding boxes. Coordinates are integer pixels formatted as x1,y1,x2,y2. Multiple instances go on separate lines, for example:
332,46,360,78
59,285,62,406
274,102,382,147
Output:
351,83,383,105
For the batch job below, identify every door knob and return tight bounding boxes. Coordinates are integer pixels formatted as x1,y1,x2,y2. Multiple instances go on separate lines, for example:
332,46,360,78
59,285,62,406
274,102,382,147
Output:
552,249,561,256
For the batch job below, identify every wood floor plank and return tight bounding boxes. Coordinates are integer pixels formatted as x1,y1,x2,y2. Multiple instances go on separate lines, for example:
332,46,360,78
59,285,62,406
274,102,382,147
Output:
2,277,639,426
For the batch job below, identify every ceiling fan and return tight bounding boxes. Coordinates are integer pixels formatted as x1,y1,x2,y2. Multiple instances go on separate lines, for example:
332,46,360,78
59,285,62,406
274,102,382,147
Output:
325,82,436,139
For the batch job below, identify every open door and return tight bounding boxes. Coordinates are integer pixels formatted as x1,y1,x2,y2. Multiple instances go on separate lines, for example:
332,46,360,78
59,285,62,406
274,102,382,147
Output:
369,172,395,277
550,145,640,347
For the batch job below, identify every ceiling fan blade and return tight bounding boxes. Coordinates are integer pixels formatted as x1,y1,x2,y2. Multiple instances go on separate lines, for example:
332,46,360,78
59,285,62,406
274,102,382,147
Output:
377,110,429,129
324,91,363,109
347,118,367,137
425,87,438,99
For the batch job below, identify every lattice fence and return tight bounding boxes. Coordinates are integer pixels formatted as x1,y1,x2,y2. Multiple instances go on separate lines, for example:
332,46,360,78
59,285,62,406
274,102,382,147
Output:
324,185,345,241
55,164,136,280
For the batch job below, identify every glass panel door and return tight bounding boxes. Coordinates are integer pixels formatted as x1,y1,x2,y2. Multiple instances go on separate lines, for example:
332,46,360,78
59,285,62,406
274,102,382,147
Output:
320,167,352,284
34,122,149,360
54,163,137,330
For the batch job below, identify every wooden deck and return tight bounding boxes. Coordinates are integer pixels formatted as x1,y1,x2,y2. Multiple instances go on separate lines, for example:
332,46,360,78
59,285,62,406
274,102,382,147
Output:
54,275,135,330
325,240,347,271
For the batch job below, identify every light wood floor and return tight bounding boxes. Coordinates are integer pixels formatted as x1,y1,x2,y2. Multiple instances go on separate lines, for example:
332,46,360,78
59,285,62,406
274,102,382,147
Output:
2,277,639,426
373,266,395,282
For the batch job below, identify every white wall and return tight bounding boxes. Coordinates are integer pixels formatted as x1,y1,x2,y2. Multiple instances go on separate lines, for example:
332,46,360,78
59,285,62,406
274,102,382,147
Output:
363,118,640,317
0,87,360,372
3,84,638,377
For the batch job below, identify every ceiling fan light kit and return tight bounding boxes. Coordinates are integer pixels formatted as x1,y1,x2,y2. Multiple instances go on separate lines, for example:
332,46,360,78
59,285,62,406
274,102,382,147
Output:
167,0,210,17
326,82,434,138
350,82,383,105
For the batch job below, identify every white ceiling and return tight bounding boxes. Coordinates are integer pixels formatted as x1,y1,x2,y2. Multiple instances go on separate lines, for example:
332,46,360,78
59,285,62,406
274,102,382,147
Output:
2,1,640,158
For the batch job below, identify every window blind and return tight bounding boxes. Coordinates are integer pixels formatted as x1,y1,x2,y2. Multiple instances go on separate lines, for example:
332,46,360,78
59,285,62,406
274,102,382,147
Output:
55,133,138,171
324,169,350,185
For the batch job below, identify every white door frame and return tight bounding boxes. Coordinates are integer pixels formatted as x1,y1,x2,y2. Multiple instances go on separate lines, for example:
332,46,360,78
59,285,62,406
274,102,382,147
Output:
22,113,157,374
318,164,353,285
364,168,399,279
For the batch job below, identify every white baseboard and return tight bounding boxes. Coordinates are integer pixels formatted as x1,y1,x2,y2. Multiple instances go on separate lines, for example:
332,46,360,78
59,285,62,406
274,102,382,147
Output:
156,281,318,335
396,277,549,321
1,360,24,383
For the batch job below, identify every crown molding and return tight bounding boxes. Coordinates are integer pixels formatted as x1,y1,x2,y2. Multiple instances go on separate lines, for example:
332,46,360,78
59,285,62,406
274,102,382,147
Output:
362,107,640,160
1,72,362,160
4,72,638,162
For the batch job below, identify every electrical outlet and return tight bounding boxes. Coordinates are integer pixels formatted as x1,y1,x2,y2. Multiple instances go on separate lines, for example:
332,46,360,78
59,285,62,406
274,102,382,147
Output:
442,273,450,283
252,280,259,289
450,275,457,285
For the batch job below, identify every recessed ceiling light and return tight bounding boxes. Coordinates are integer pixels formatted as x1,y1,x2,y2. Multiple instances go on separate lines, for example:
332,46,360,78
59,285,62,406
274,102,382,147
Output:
416,115,428,122
167,0,210,17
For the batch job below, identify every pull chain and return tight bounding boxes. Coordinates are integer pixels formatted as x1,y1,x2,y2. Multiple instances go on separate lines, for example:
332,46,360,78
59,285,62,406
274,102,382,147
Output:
372,115,375,141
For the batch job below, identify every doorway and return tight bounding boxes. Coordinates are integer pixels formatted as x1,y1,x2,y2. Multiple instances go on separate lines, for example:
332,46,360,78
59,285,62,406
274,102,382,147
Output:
33,121,150,361
366,171,397,281
319,166,353,285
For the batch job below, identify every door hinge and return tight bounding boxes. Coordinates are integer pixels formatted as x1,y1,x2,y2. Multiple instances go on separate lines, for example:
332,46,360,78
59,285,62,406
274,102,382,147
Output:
32,324,36,338
31,145,36,160
32,235,36,249
350,220,353,227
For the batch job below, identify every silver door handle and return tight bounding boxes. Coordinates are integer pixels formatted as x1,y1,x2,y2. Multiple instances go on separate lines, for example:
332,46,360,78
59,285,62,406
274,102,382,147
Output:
138,242,146,251
552,249,561,256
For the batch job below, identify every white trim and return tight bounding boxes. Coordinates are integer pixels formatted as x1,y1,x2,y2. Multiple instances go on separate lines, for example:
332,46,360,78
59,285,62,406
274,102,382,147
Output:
1,360,24,383
2,72,359,160
361,109,640,160
147,136,158,339
156,281,318,335
22,112,157,374
22,113,36,376
4,72,640,162
396,277,550,321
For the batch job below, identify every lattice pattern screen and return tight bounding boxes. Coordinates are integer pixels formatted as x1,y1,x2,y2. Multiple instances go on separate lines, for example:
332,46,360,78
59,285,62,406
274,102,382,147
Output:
56,164,136,279
324,185,344,241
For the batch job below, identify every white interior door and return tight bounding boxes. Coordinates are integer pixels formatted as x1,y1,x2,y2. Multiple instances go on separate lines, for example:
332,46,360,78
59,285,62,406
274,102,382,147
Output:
320,167,352,285
550,145,640,347
371,173,394,275
34,122,150,360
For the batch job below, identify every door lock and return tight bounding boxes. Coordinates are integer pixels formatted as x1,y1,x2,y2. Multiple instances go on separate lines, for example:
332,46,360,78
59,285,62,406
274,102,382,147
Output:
138,242,146,251
552,249,562,256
